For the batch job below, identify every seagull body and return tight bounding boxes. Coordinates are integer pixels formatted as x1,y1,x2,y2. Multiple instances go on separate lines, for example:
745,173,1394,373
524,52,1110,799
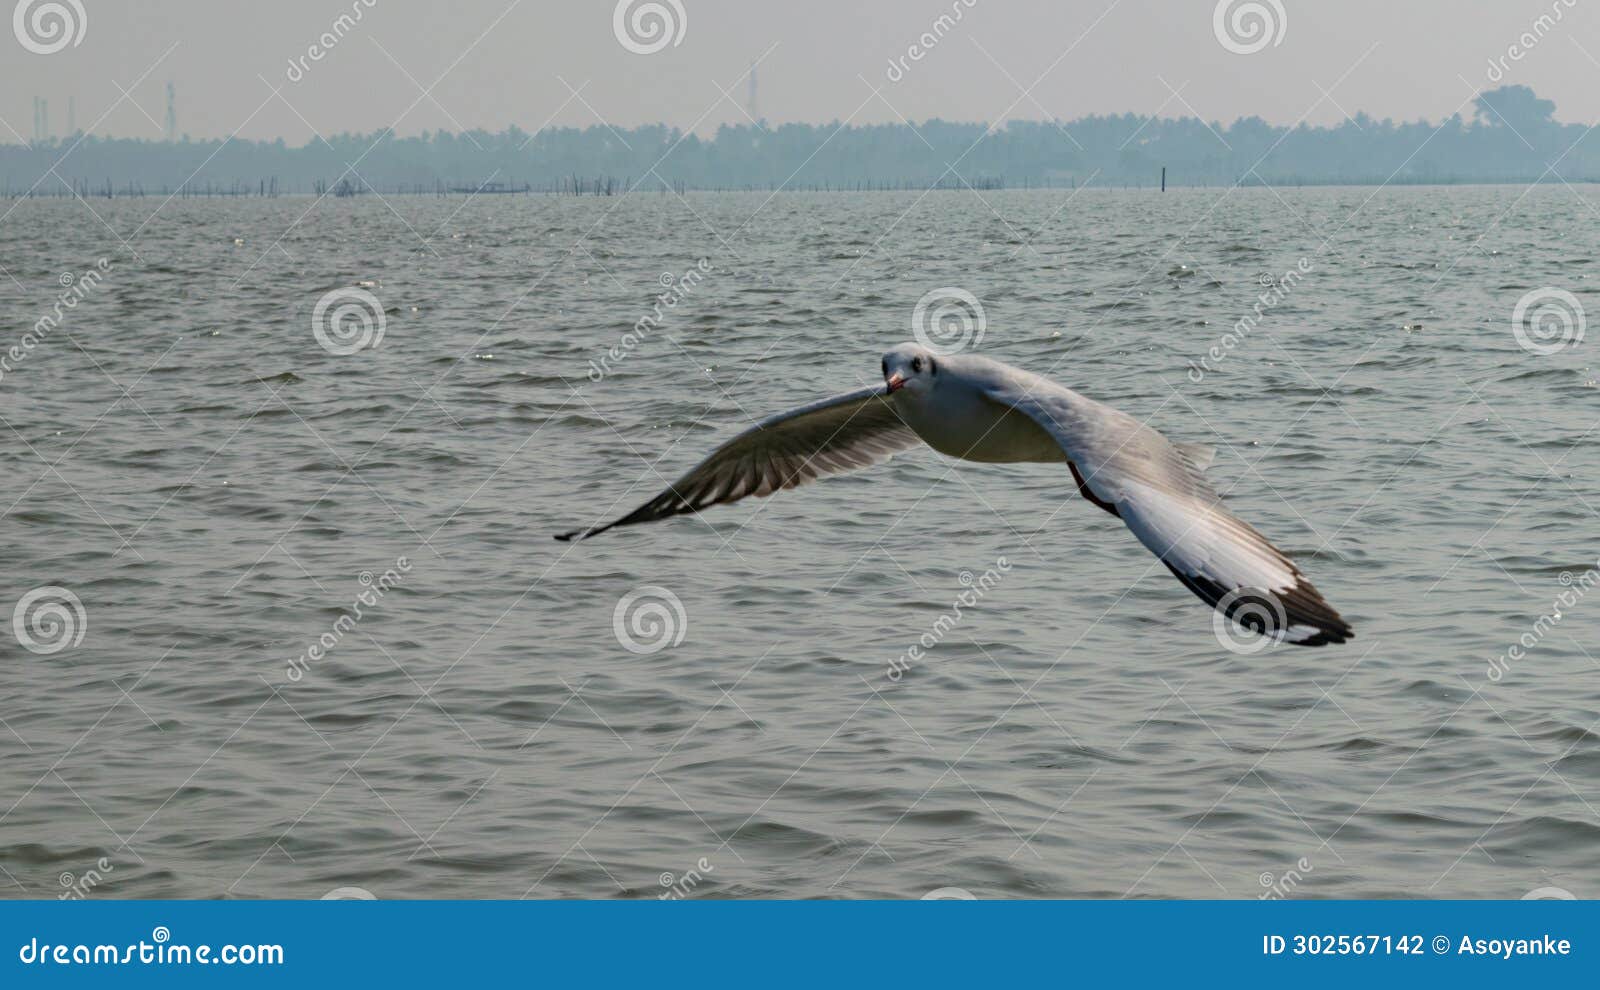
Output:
559,343,1352,647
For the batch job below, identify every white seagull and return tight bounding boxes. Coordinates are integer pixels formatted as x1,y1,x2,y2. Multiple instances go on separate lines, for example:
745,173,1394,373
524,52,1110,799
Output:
558,343,1352,646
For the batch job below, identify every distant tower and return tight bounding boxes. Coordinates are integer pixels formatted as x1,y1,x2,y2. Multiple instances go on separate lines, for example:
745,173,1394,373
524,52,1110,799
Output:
747,61,759,124
165,82,177,141
67,95,75,136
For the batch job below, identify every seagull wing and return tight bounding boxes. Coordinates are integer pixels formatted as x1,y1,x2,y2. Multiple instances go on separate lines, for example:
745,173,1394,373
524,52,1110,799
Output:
989,380,1351,646
556,384,921,541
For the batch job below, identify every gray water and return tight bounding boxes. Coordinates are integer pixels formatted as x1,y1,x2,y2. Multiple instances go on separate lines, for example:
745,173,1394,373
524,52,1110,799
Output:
1,186,1597,900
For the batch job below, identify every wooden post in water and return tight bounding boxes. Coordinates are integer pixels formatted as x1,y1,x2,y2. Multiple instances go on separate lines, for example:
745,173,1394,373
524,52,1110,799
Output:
1160,167,1166,192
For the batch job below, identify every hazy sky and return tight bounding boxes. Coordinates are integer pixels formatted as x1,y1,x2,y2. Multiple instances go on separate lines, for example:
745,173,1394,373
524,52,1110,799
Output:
5,0,1599,144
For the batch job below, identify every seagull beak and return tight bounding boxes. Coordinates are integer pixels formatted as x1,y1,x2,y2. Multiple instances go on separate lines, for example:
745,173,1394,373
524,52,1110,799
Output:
885,373,906,393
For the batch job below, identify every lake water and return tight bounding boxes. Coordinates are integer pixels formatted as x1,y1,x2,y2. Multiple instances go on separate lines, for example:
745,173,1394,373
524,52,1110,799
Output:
1,185,1596,900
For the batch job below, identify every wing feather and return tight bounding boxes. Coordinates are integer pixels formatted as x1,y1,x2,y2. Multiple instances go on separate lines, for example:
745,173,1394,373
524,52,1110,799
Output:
556,384,921,541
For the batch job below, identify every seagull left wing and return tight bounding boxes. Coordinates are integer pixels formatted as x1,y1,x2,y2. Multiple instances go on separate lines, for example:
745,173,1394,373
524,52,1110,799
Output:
556,384,920,541
987,380,1352,646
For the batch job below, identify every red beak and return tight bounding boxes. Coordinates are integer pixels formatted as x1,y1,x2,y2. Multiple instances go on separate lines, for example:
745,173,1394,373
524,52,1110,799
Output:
885,373,906,393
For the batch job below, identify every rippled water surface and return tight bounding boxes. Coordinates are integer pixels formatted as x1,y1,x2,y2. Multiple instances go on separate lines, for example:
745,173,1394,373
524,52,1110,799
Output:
2,186,1598,899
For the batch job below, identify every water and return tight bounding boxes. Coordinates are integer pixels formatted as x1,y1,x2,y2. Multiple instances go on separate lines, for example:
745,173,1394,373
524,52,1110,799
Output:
1,186,1597,900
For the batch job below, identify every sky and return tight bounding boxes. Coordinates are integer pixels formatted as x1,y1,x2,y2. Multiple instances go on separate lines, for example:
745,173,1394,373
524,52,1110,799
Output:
4,0,1599,144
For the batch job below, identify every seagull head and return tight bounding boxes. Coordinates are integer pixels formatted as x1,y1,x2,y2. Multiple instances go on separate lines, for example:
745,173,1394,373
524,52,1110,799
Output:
881,342,939,397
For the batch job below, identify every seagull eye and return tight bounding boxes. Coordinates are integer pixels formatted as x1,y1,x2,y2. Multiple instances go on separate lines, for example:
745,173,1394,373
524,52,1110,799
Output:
911,357,923,373
929,357,938,375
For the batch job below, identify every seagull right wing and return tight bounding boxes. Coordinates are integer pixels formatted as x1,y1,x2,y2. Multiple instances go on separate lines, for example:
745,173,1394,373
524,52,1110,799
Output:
556,384,921,541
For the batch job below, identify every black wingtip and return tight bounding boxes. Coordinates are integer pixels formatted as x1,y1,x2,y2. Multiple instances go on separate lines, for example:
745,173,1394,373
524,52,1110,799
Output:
553,530,582,542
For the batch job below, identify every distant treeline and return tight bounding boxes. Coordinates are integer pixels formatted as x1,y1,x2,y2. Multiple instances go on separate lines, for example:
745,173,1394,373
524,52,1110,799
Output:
3,86,1595,196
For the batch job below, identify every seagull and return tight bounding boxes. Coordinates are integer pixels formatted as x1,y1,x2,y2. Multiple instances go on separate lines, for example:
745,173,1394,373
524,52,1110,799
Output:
558,343,1352,646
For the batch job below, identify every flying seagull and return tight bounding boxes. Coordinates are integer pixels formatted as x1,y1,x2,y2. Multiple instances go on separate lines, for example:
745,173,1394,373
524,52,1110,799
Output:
558,343,1352,646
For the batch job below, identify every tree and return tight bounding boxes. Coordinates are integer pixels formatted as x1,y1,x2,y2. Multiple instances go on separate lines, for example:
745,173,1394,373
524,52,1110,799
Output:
1474,85,1556,130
